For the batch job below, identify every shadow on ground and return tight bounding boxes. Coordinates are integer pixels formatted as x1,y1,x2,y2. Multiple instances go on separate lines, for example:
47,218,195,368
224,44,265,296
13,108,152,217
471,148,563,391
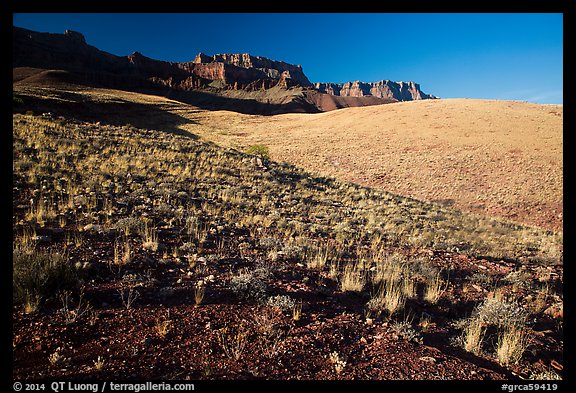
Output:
14,89,200,139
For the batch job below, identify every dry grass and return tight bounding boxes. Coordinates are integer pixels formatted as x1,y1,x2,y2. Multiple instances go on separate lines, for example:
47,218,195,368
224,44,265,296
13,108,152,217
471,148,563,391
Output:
11,87,563,379
217,324,249,361
497,326,529,366
155,314,172,338
12,108,561,264
367,278,406,317
182,99,563,233
339,262,366,292
463,319,486,356
424,271,447,304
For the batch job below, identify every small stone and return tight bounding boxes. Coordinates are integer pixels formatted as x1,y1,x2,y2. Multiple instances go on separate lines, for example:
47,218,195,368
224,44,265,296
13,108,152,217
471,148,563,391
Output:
419,356,436,363
83,224,102,232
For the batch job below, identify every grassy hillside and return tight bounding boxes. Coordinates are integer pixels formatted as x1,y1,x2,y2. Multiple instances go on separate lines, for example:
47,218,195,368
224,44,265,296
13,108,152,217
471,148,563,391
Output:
12,101,563,380
184,99,563,232
13,114,561,265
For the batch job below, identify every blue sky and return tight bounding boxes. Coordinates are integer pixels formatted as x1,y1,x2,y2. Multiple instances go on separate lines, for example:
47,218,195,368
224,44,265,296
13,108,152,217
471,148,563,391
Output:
13,13,563,104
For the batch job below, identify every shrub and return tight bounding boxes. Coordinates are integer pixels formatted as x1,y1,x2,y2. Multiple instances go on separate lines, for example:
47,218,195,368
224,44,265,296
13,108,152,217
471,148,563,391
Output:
230,271,267,303
265,295,296,312
218,324,249,361
390,319,422,343
13,95,24,107
13,248,80,304
474,297,528,328
458,297,529,360
246,144,270,159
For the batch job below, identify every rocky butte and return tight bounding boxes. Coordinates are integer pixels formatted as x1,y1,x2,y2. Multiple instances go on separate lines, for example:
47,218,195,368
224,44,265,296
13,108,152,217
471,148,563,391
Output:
315,80,437,101
13,26,437,113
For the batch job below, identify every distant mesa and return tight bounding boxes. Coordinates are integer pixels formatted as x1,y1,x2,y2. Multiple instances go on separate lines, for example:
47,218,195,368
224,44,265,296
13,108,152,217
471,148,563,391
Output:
13,26,436,114
315,81,438,101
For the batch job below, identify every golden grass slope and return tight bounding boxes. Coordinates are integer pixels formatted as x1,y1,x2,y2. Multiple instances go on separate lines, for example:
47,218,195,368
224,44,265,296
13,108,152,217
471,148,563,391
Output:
14,84,562,232
186,99,563,232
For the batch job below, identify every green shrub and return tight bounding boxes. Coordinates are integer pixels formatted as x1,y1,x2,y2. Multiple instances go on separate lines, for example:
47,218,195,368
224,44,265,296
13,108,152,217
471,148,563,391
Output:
13,95,24,107
246,144,270,159
13,248,81,303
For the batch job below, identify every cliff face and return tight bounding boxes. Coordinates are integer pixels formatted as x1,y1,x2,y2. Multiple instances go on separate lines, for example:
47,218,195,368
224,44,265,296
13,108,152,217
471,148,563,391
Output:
13,26,436,114
315,80,437,101
193,53,312,87
13,27,310,93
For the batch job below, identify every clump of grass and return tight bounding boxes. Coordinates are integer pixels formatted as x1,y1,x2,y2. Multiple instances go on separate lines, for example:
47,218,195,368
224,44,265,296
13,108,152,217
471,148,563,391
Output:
155,312,172,338
141,223,159,252
424,270,447,304
93,356,105,370
292,300,303,321
458,296,530,365
339,262,366,292
48,351,62,366
497,326,529,366
112,239,131,271
462,319,486,356
328,351,347,374
367,278,406,317
307,244,330,270
194,282,205,306
217,324,249,361
246,144,270,159
13,248,80,305
390,314,422,343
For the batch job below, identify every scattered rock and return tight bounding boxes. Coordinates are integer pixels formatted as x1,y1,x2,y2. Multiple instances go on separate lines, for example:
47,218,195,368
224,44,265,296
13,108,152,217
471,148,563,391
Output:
83,223,103,232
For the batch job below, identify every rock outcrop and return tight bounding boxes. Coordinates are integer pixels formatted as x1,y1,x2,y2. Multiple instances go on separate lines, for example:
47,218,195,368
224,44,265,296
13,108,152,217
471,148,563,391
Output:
13,26,436,114
193,53,312,87
315,80,437,101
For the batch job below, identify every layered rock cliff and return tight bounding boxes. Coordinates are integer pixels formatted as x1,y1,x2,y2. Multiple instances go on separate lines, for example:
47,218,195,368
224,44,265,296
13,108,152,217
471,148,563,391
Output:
13,27,309,93
13,26,436,114
315,80,437,101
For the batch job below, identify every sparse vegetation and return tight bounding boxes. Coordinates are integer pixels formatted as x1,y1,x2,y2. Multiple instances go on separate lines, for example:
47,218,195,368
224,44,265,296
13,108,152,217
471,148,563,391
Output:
245,144,270,159
12,100,562,380
497,326,530,366
13,247,80,306
328,351,347,374
458,296,531,366
217,324,249,361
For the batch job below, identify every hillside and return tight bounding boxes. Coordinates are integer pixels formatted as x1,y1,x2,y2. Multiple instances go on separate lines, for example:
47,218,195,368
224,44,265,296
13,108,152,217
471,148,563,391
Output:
13,83,562,233
12,83,563,379
183,99,563,232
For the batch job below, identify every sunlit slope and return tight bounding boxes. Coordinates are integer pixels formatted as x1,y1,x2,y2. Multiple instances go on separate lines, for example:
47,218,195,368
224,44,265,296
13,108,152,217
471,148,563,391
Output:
13,83,562,232
187,98,562,232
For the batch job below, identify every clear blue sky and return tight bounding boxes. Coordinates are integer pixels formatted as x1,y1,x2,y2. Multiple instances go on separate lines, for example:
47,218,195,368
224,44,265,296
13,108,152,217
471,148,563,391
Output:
13,13,563,104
